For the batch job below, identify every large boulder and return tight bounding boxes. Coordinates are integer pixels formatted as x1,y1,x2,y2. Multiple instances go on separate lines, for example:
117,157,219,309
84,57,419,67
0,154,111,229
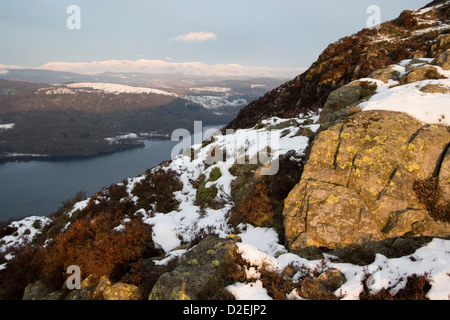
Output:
22,280,52,300
149,235,239,300
432,49,450,70
437,146,450,207
401,65,446,84
319,80,377,123
284,110,450,250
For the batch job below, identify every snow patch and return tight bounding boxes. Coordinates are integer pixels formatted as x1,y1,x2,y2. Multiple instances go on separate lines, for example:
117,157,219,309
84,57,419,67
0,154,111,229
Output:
66,82,178,96
67,199,90,218
0,123,15,130
360,78,450,125
0,216,52,255
226,280,272,300
189,87,231,93
183,95,247,110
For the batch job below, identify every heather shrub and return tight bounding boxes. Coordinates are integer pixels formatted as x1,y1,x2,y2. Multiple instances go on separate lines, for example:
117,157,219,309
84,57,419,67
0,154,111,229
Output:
42,211,154,289
237,182,273,226
46,190,88,238
132,168,183,213
360,272,431,300
0,244,46,299
195,168,225,209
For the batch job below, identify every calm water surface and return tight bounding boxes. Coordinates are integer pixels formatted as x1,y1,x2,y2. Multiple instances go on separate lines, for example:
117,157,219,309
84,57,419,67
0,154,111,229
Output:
0,124,223,221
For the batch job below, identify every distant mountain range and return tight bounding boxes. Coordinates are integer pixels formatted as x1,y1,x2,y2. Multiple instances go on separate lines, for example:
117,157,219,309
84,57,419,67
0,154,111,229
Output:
0,59,303,81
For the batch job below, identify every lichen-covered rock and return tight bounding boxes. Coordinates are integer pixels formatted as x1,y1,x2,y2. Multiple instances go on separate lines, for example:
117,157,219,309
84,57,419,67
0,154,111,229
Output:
149,235,239,300
401,65,446,84
420,83,450,94
41,291,65,300
64,288,93,300
284,110,450,250
102,283,142,300
319,80,377,123
284,180,383,249
368,66,402,83
432,49,450,70
81,274,101,291
22,280,52,300
93,275,112,300
410,220,450,239
431,34,450,57
437,146,450,207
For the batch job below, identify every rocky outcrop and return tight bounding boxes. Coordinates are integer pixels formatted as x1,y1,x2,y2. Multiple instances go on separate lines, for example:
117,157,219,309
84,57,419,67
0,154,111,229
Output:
284,110,450,250
319,57,450,129
433,48,450,70
22,274,142,300
437,146,450,206
149,236,239,300
225,1,450,131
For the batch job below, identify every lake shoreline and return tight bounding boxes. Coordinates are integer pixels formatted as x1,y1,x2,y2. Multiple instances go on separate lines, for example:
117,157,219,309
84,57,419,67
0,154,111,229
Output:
0,124,225,223
0,141,152,165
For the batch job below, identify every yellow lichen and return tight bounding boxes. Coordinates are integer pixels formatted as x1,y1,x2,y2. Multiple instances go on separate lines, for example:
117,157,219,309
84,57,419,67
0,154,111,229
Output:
406,162,421,172
179,282,190,300
188,259,198,265
362,156,373,164
326,194,340,205
369,188,378,196
211,260,220,267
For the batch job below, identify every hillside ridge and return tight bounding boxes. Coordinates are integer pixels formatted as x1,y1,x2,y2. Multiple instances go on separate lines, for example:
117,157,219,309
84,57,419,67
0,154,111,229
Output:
225,0,450,131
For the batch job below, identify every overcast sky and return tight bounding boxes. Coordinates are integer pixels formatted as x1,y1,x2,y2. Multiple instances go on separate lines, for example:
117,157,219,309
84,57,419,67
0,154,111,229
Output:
0,0,430,76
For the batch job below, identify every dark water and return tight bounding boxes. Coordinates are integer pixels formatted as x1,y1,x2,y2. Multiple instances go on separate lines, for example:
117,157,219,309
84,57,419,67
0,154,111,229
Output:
0,124,223,222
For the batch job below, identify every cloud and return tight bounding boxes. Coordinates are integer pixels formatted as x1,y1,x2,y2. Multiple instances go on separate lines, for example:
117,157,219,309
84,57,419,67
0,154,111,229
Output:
172,31,217,42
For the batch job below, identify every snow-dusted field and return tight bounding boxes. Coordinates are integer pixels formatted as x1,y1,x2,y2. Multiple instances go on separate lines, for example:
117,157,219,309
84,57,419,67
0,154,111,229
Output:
66,82,178,96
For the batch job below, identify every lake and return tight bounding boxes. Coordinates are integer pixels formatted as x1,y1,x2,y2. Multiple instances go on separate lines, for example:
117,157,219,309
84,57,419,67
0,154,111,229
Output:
0,124,224,222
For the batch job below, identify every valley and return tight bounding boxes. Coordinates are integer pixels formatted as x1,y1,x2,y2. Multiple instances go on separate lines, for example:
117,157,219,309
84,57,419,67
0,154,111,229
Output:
0,75,284,161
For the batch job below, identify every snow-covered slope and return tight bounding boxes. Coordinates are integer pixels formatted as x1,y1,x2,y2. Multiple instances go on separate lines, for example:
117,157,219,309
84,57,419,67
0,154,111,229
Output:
358,59,450,125
183,95,248,110
120,114,314,252
0,216,52,270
